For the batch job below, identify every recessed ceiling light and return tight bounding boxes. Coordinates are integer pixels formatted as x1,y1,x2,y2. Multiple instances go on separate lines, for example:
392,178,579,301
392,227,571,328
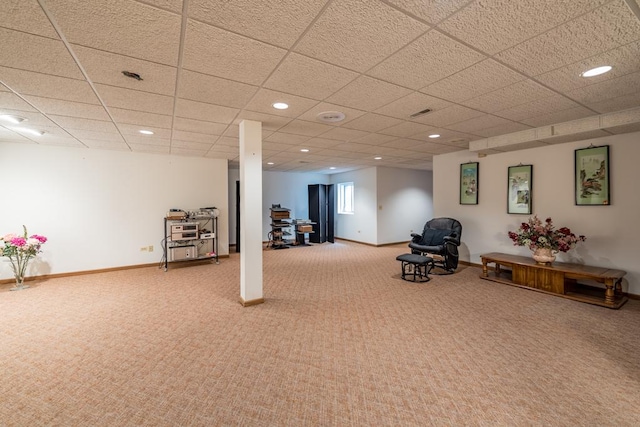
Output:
21,129,45,136
300,148,309,152
580,66,612,77
374,156,382,160
272,102,289,110
0,114,27,124
329,167,336,170
139,130,154,135
267,162,274,165
428,134,440,138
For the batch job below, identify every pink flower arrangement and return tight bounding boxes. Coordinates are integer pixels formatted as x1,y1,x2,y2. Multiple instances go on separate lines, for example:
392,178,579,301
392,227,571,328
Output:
508,216,585,253
1,226,47,289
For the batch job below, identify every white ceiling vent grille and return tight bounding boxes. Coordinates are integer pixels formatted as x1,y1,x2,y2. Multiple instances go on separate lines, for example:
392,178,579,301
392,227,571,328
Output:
410,108,432,118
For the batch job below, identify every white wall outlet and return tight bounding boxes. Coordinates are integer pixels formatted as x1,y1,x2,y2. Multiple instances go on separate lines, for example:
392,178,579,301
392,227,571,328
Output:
148,245,154,252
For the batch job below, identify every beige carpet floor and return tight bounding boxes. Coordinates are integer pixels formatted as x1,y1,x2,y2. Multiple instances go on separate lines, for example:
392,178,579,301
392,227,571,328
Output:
1,240,639,426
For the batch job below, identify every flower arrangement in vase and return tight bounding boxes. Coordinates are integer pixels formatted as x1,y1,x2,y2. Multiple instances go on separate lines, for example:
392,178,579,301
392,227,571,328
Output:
1,226,47,290
508,216,585,265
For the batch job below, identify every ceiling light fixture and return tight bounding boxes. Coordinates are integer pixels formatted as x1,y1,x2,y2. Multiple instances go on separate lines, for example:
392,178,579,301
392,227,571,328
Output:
267,162,274,165
272,102,289,110
329,167,336,170
139,130,154,135
428,134,440,138
580,65,612,77
374,156,382,160
0,114,27,124
317,111,346,123
300,148,309,152
21,128,45,136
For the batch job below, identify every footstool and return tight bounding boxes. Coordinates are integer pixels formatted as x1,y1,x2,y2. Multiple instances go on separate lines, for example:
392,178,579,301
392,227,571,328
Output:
396,253,434,282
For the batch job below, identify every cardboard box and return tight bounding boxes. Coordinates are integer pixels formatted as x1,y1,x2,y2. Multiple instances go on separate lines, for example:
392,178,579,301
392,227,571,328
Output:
298,225,313,232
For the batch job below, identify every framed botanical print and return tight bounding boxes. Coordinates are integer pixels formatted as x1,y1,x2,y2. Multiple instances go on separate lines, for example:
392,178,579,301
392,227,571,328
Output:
460,162,479,205
575,145,610,205
508,164,532,214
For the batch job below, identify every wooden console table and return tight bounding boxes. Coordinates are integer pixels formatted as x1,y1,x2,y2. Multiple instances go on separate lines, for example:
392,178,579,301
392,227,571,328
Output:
480,252,627,309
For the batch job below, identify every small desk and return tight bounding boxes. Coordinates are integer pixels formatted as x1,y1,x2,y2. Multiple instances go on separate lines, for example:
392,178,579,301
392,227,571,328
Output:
480,252,627,309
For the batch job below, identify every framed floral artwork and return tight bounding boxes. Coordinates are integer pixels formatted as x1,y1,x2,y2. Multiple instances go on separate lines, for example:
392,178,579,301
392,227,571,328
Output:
507,164,532,214
460,162,479,205
575,145,610,205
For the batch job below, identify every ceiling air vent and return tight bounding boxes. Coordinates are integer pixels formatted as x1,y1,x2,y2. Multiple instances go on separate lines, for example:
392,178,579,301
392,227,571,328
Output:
409,108,432,118
122,71,143,81
317,111,346,123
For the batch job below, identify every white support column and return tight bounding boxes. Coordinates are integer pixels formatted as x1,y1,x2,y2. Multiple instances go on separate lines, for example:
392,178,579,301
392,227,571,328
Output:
239,120,264,306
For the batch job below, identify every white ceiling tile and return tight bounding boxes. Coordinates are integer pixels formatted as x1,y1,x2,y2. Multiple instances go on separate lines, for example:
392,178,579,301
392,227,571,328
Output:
374,92,453,120
414,105,485,127
0,66,100,104
340,113,403,133
117,124,171,138
243,89,319,118
189,0,328,48
438,0,608,55
46,0,182,65
37,136,86,148
326,77,412,111
0,128,34,143
234,111,292,131
142,1,183,14
170,147,208,157
175,99,239,124
95,84,174,115
407,141,464,154
183,20,286,85
179,70,258,109
380,121,435,138
214,136,239,147
278,119,334,137
65,128,123,142
109,108,172,129
0,92,38,112
368,30,486,89
385,0,472,25
351,133,398,145
318,127,369,142
300,137,344,149
535,41,640,93
48,116,117,133
296,102,366,125
73,45,177,96
421,59,525,102
473,122,532,138
445,114,511,134
462,80,557,113
378,138,422,150
493,94,583,122
172,130,217,144
0,0,59,38
172,140,213,151
0,28,83,79
566,71,640,105
588,92,640,114
125,135,170,147
265,132,310,145
264,53,358,100
174,117,228,135
23,96,109,121
294,0,428,72
520,106,595,127
496,2,640,76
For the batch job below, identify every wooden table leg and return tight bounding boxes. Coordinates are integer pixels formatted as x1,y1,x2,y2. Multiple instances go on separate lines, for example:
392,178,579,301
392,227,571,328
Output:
482,259,488,277
605,279,615,305
495,263,502,277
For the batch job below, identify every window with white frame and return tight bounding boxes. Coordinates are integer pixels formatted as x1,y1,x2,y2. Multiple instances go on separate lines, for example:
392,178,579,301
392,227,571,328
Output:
337,182,354,215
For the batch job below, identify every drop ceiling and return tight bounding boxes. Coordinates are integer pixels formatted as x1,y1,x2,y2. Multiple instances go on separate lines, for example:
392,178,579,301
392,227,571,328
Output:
1,0,640,173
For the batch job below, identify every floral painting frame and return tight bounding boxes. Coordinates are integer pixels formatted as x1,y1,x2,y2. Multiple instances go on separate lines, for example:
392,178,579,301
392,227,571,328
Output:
507,164,532,214
575,145,610,206
460,162,479,205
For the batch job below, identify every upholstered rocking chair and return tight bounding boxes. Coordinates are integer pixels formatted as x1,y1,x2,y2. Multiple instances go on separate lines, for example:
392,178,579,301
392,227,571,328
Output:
409,217,462,274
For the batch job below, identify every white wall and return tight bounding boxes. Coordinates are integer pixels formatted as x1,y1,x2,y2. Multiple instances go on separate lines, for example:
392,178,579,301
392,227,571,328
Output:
227,169,330,244
433,131,640,294
330,168,378,244
377,167,433,244
0,143,229,280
